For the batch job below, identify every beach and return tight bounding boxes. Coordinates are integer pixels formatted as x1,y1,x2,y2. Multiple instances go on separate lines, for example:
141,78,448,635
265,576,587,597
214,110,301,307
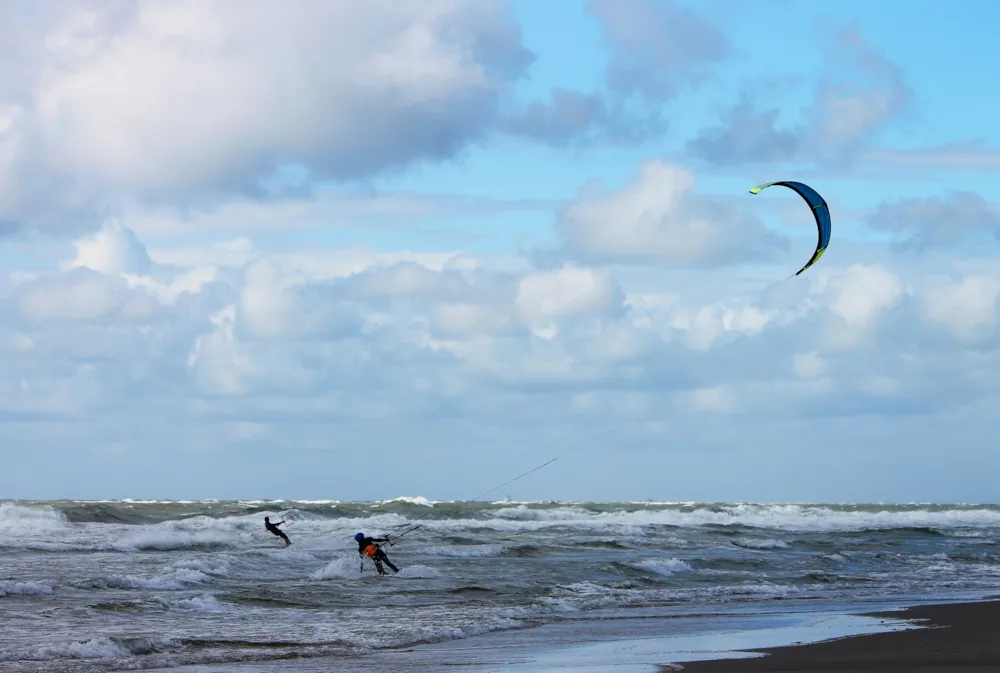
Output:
680,599,1000,673
349,598,1000,672
139,599,1000,672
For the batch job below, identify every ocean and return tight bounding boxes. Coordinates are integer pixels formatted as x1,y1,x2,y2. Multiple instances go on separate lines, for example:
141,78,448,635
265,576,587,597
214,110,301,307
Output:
2,498,999,671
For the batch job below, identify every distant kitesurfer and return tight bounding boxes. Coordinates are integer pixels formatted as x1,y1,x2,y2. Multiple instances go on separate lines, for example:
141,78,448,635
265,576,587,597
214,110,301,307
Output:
265,516,291,546
355,532,398,575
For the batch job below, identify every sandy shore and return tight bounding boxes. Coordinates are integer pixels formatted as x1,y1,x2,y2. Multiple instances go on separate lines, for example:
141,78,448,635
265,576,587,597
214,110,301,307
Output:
679,599,1000,673
144,598,1000,672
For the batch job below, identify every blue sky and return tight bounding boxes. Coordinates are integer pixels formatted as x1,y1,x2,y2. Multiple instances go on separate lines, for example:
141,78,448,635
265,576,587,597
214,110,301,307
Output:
1,0,999,502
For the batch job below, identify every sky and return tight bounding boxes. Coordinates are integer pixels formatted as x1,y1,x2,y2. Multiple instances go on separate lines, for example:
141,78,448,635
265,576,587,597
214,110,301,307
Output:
2,0,1000,503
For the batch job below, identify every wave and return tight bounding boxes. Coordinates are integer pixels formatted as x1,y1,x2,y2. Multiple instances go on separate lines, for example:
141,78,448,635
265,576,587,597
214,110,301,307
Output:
9,499,1000,673
0,502,69,532
154,593,229,612
733,537,789,549
376,496,435,508
78,568,212,591
112,530,236,552
628,558,694,577
0,580,53,597
7,500,1000,533
394,565,441,579
311,556,362,580
500,544,546,557
570,538,631,550
425,544,505,557
4,501,1000,564
0,635,179,663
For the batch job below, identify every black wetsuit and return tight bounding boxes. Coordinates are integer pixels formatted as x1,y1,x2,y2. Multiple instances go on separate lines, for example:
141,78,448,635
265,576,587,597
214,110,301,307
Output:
265,519,290,545
357,536,399,575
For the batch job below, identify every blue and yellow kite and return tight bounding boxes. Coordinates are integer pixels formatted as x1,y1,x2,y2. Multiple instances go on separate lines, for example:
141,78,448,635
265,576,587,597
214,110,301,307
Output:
749,181,831,276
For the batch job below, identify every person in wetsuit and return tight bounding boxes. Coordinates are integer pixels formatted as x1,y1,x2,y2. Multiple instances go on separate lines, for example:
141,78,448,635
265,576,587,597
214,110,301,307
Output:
264,516,290,546
355,532,399,575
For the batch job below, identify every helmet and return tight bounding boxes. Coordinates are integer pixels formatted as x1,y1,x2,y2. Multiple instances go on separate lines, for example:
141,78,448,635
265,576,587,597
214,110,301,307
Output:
354,533,364,541
264,516,270,522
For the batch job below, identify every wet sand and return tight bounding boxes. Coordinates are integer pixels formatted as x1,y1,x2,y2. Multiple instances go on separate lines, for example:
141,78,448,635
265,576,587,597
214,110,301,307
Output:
145,599,1000,672
146,607,919,672
680,599,1000,673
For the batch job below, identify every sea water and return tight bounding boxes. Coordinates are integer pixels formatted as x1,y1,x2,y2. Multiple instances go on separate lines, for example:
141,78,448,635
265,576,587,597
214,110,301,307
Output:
2,499,999,671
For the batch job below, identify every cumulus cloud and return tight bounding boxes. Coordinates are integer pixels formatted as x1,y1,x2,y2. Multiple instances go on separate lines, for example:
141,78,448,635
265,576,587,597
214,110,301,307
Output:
0,0,535,228
65,221,153,275
686,385,738,414
3,216,1000,498
587,0,731,101
688,25,913,167
16,268,161,324
867,191,1000,248
557,160,784,266
685,89,804,165
3,224,993,415
1,5,998,502
515,266,623,323
922,275,1000,343
0,0,746,232
820,264,904,350
499,87,666,147
187,305,252,396
497,0,739,148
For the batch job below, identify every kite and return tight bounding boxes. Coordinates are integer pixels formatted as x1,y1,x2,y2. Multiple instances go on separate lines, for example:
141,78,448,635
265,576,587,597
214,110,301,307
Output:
749,181,831,276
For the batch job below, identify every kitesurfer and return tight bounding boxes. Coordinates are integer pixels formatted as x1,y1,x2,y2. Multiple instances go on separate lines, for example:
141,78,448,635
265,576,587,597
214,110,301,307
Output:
355,532,399,575
264,516,291,546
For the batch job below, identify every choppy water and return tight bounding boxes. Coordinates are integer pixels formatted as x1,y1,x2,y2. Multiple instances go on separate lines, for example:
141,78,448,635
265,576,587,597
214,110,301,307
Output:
2,498,1000,671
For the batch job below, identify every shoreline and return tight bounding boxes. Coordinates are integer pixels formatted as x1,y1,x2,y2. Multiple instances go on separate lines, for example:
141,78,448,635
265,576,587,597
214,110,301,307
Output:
677,598,1000,672
386,596,1000,672
147,595,1000,672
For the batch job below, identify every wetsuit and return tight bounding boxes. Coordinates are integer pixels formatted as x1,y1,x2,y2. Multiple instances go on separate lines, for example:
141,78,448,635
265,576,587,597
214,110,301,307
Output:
265,518,290,545
356,535,399,575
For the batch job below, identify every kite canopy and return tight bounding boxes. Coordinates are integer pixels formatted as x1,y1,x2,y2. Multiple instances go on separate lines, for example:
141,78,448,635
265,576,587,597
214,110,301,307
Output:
749,180,831,276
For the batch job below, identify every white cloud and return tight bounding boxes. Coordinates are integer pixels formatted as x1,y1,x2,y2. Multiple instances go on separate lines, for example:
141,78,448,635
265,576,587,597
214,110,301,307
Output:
187,305,252,396
65,220,152,275
688,25,913,167
821,264,903,350
515,266,622,322
557,160,782,266
687,385,738,414
147,238,257,269
3,216,1000,499
923,275,1000,342
0,3,997,504
435,302,511,335
236,258,369,341
8,333,36,352
587,0,730,100
867,192,1000,248
792,352,826,379
37,1,525,194
0,0,534,226
16,269,161,323
127,266,220,305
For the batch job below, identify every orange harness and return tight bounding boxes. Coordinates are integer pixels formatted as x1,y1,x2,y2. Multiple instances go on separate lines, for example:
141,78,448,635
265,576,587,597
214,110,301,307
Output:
363,544,378,558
